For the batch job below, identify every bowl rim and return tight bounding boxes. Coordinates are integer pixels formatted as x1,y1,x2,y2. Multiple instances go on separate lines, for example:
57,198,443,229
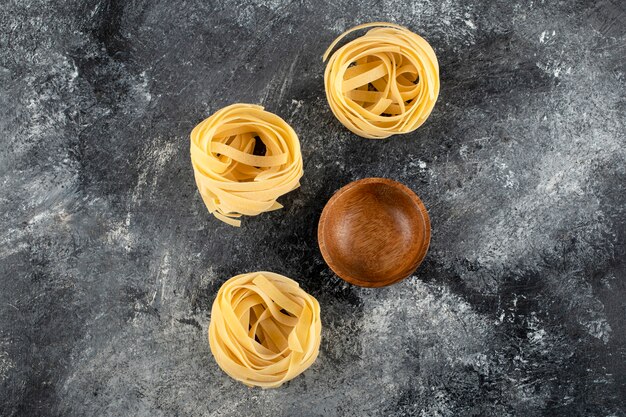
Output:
317,177,431,287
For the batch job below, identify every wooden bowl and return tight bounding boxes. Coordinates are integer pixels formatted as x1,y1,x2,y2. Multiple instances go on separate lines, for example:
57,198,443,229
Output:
318,178,430,287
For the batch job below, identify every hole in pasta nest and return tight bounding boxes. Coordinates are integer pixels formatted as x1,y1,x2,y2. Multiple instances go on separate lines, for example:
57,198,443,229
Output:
250,312,296,355
250,135,268,171
280,308,295,318
252,136,267,157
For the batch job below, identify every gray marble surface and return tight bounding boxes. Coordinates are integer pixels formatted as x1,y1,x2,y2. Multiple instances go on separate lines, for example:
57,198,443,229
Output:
1,0,625,416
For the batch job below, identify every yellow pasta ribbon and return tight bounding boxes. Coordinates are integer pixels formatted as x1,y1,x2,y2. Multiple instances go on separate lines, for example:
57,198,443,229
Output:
323,22,440,139
208,271,322,388
190,104,303,226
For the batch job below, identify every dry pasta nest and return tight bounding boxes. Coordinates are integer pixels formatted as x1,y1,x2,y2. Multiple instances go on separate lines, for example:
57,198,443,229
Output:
208,272,322,388
323,22,440,139
190,104,303,226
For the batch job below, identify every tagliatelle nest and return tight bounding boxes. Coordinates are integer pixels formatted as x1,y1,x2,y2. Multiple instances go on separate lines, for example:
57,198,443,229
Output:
323,22,440,139
190,104,303,226
208,272,322,388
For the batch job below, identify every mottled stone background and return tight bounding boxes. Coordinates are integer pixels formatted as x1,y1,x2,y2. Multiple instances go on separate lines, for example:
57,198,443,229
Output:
1,0,625,416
